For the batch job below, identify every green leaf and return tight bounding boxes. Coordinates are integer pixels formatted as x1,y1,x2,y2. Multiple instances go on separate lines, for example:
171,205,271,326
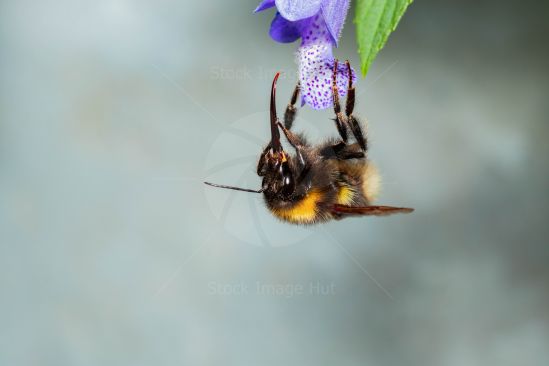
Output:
354,0,413,76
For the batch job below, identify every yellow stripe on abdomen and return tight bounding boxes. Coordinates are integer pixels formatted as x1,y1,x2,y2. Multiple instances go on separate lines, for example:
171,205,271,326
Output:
336,186,355,205
272,189,323,224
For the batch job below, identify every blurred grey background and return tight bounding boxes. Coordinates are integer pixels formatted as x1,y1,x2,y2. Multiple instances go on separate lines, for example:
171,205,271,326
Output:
1,0,548,365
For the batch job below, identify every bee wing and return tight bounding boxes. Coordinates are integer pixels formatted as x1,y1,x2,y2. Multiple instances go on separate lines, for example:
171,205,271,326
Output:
332,204,414,217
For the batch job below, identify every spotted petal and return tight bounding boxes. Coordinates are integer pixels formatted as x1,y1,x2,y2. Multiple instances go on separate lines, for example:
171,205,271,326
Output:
297,14,356,109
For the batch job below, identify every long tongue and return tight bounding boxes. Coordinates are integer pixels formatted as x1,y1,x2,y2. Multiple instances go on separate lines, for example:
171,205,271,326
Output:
270,72,282,152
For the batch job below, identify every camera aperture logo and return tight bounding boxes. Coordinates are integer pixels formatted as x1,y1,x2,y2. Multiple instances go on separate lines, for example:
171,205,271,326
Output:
203,111,322,247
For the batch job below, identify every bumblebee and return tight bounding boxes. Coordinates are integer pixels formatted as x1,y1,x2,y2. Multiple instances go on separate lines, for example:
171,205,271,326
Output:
205,60,413,225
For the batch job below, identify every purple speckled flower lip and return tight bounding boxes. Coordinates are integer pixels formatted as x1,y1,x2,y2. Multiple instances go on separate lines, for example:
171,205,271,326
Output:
255,0,355,110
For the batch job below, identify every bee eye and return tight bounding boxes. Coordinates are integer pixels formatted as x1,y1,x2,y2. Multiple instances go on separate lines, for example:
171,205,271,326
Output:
279,161,295,198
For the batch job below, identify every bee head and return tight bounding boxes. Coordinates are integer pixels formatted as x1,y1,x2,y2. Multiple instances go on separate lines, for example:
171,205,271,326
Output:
256,72,296,200
259,150,295,200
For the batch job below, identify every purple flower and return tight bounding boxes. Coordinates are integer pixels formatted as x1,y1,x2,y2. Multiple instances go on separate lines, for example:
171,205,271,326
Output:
255,0,356,110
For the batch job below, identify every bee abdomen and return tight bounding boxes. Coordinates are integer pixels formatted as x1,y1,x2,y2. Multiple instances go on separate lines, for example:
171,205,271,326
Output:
360,163,381,203
269,189,328,225
336,161,381,205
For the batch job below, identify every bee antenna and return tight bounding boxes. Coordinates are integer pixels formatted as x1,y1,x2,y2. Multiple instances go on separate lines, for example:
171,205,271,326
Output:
204,181,263,194
270,72,282,152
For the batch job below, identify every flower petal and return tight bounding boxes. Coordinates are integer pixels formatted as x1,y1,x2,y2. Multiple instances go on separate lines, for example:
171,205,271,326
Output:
320,0,350,46
299,58,356,110
254,0,275,13
297,14,356,109
275,0,322,21
269,13,306,43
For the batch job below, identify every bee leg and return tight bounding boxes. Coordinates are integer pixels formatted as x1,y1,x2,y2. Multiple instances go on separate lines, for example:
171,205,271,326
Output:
277,121,311,183
256,143,271,176
332,59,349,143
284,82,300,130
344,61,356,118
339,148,365,160
277,122,306,167
344,60,367,152
332,141,365,160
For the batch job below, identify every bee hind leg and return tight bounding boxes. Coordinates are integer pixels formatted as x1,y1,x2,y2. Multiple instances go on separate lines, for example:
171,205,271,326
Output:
328,141,365,160
332,59,350,143
344,60,367,152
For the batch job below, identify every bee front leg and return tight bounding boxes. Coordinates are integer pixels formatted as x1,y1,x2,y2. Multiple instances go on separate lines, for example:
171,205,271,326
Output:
277,122,306,168
284,82,300,130
277,121,312,185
